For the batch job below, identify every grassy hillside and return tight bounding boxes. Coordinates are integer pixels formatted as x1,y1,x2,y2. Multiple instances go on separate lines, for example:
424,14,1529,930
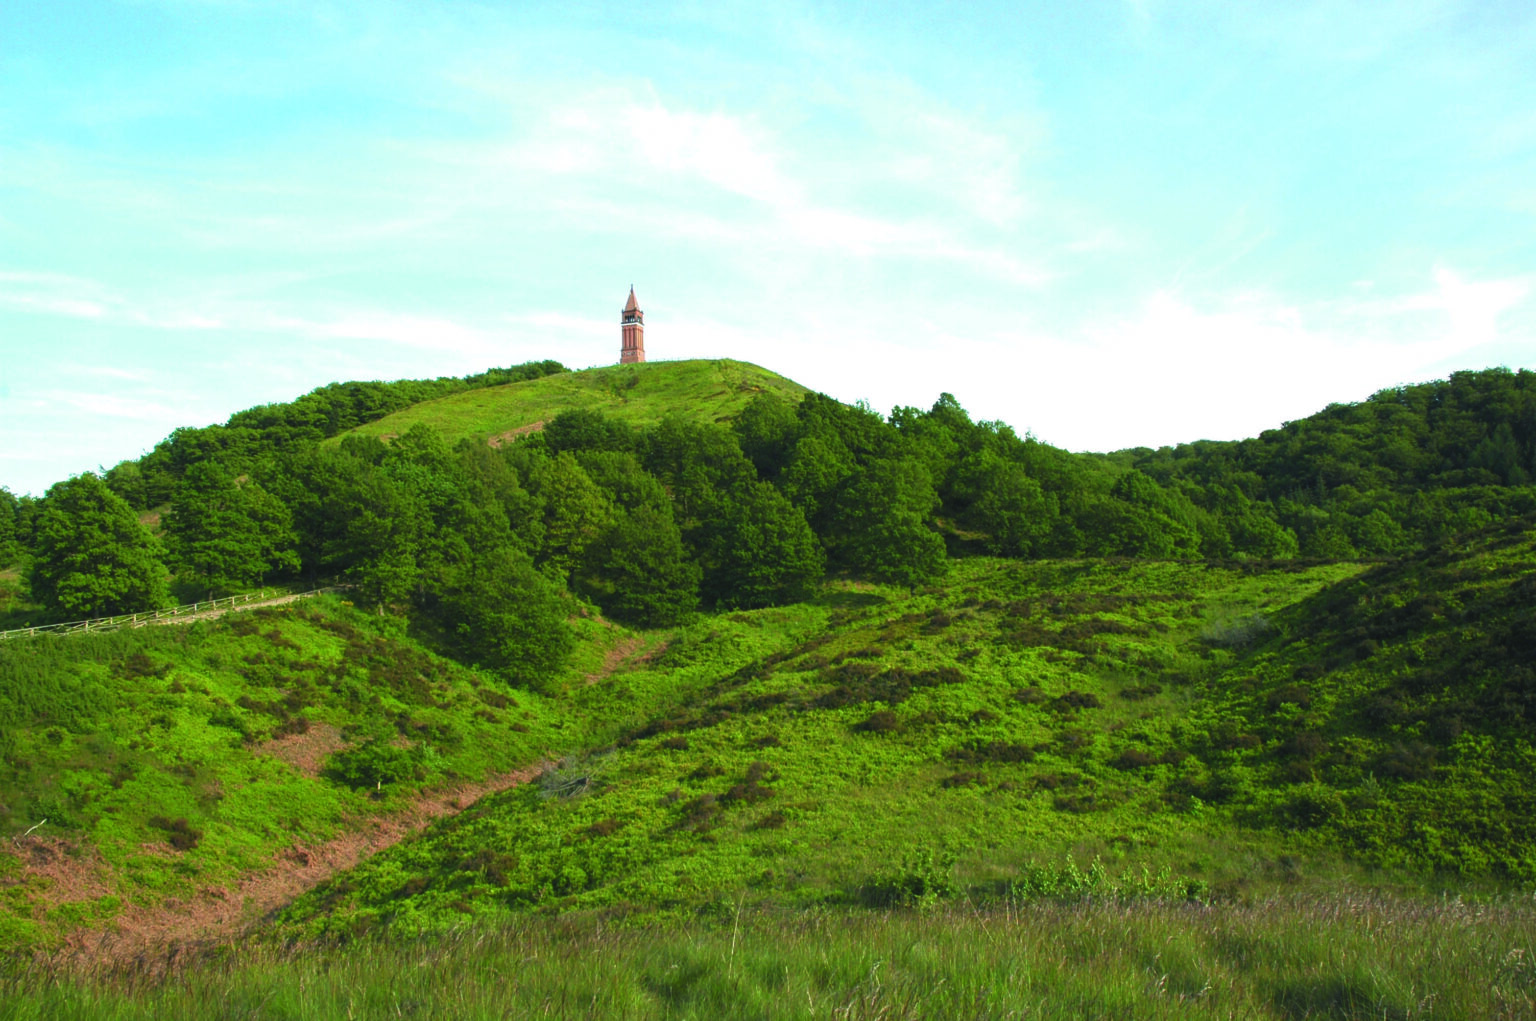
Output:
338,359,808,447
267,524,1536,943
0,598,655,952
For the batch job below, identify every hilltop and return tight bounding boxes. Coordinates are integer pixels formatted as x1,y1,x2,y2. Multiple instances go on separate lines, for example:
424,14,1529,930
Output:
337,359,808,448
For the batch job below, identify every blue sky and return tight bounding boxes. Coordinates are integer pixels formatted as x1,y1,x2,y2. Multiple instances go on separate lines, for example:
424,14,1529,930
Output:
2,0,1534,496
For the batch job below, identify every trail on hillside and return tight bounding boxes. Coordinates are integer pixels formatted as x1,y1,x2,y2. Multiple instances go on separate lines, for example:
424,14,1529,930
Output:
168,589,333,624
28,619,658,971
584,635,648,684
35,766,542,971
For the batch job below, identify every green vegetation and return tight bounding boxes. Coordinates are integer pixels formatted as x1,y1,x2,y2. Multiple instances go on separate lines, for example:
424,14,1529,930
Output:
8,896,1534,1019
26,475,166,619
0,596,656,951
1,357,1533,1016
340,358,809,447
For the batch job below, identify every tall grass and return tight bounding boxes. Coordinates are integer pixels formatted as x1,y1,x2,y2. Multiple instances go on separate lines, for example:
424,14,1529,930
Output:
6,893,1533,1019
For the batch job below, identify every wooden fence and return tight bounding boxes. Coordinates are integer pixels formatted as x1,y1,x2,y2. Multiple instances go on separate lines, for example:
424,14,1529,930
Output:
0,586,344,642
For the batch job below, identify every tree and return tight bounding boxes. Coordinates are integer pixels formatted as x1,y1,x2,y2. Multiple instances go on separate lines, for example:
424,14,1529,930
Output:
163,461,300,594
580,505,700,626
528,452,616,581
440,548,573,689
831,459,947,590
955,449,1058,557
576,450,669,512
733,394,799,480
543,408,634,455
0,488,18,564
698,481,824,608
779,433,855,529
29,473,167,618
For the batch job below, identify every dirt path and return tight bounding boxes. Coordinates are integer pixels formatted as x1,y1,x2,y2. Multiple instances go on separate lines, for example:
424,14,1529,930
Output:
156,589,338,626
36,765,542,971
584,635,647,684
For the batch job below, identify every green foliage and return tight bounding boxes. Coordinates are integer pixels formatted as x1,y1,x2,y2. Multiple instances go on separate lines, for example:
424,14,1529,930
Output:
0,595,587,951
325,739,430,790
27,474,167,619
439,549,573,687
831,458,947,589
580,505,700,627
528,451,616,581
10,357,1536,972
697,481,823,608
955,449,1058,557
861,847,958,908
163,461,299,594
0,488,19,564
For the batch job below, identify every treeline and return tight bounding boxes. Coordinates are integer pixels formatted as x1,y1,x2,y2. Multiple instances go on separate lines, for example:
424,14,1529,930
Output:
1123,367,1536,556
4,365,1534,688
97,360,568,509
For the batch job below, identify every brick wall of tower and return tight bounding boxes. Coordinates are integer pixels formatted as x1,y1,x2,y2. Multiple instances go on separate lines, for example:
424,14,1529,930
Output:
617,322,642,366
621,318,645,363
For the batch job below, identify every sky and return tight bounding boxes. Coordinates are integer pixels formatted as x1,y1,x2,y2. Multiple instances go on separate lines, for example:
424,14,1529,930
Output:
2,0,1535,496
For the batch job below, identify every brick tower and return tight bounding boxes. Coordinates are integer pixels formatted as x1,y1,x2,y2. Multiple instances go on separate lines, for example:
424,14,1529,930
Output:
620,286,645,364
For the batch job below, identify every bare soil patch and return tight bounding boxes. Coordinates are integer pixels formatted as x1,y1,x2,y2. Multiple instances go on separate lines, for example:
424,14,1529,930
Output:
253,721,347,777
486,420,546,448
584,636,646,685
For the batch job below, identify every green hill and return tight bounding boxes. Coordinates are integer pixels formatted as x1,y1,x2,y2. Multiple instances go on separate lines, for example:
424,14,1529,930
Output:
269,518,1536,945
336,359,808,448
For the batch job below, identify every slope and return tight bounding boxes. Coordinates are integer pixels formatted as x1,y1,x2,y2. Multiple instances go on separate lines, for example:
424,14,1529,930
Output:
0,597,653,953
338,359,808,448
273,519,1536,941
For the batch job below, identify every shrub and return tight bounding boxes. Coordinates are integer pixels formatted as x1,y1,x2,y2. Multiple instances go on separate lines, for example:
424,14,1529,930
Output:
1267,684,1313,711
325,740,426,790
1110,749,1160,770
1281,731,1327,761
147,815,202,851
1280,784,1344,828
1380,740,1438,780
855,710,900,734
948,741,1034,764
860,848,958,909
1053,690,1102,712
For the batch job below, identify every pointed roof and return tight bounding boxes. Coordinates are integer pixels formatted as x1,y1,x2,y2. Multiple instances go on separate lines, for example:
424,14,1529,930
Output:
624,286,640,313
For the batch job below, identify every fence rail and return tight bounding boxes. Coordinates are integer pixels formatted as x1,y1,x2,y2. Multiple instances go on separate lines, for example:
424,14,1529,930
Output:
0,586,345,642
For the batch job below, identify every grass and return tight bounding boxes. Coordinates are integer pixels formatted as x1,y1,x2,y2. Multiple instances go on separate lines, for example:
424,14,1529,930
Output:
5,893,1533,1019
336,359,809,447
272,557,1388,941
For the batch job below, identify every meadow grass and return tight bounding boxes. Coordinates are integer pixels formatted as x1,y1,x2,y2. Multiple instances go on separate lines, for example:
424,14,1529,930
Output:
4,892,1532,1019
338,360,808,447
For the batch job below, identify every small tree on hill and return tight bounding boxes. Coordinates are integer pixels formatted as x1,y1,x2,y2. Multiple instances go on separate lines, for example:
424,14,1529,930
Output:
29,473,167,618
163,460,300,594
580,505,700,627
441,548,573,689
831,458,947,591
